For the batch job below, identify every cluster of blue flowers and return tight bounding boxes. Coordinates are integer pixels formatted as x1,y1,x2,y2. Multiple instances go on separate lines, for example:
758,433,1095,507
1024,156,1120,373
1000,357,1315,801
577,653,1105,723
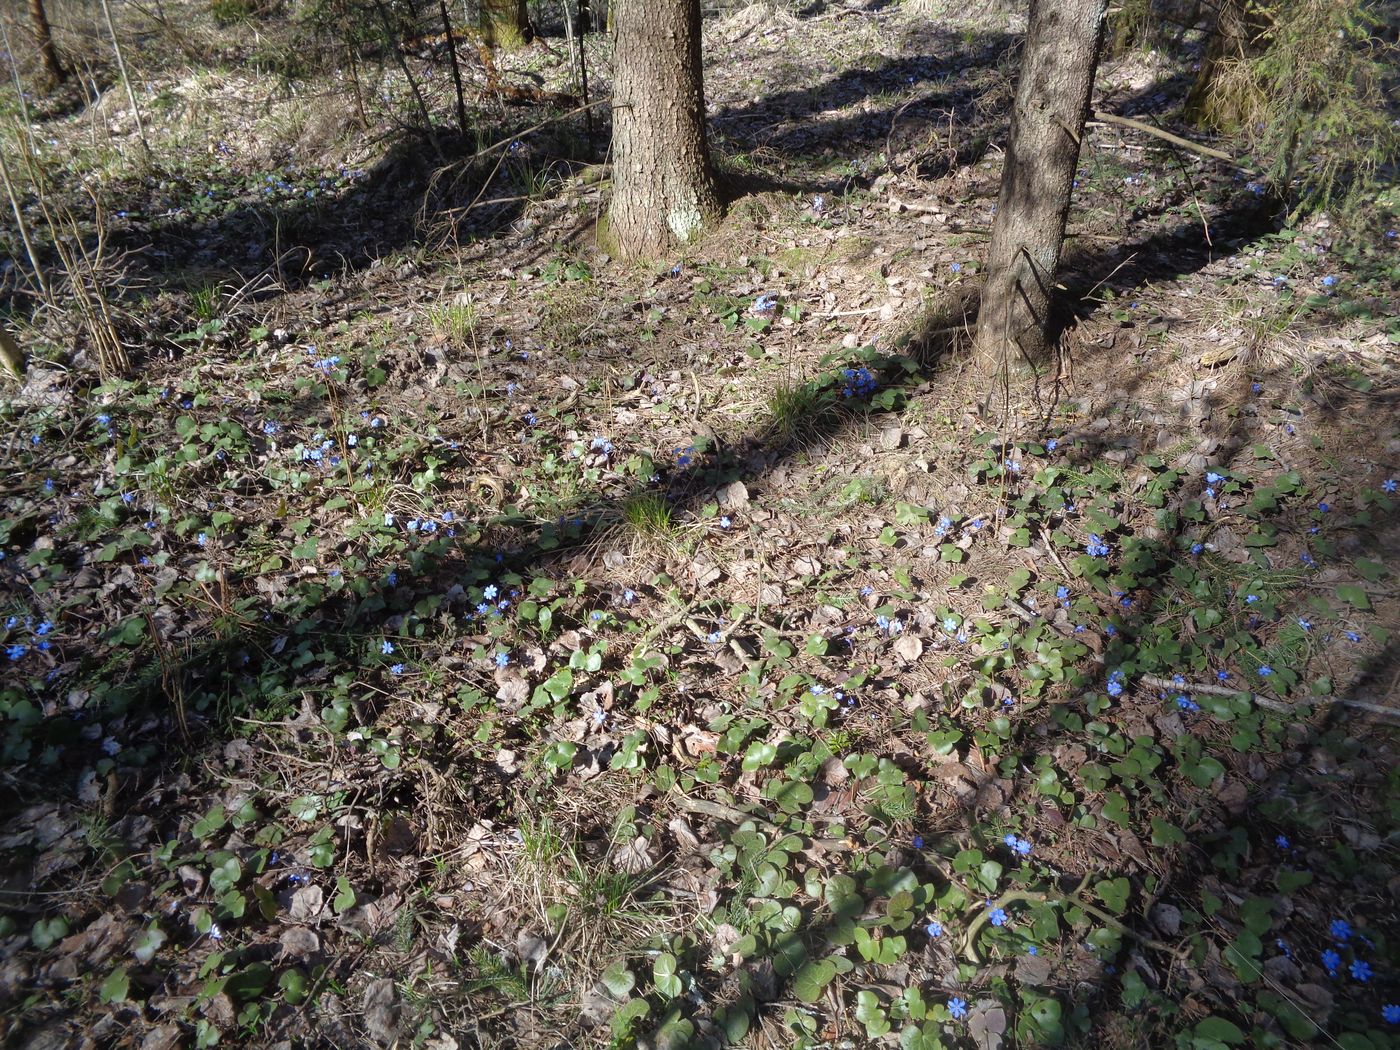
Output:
841,367,877,399
1085,534,1111,558
4,617,55,662
1320,917,1383,989
1003,832,1032,856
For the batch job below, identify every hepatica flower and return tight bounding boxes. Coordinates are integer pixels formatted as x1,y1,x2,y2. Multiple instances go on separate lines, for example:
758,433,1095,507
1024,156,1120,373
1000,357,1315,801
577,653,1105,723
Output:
989,907,1008,927
1351,959,1372,982
1321,949,1341,975
926,920,943,938
1085,534,1110,557
1382,1005,1400,1024
840,366,877,398
494,651,510,668
1106,669,1127,698
948,998,967,1020
1331,918,1353,942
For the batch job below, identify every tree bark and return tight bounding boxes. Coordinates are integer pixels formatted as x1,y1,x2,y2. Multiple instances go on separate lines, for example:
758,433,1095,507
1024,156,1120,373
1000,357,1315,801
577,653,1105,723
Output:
28,0,66,87
972,0,1107,370
606,0,720,259
480,0,530,47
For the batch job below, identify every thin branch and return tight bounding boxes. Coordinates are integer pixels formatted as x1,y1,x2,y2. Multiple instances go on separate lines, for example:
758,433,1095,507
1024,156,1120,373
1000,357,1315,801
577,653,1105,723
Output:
1089,110,1236,164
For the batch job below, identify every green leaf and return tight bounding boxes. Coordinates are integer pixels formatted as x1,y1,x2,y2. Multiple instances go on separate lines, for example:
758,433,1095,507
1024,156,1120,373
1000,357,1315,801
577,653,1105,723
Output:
1102,792,1131,828
278,968,309,1004
855,989,891,1037
792,959,837,1003
333,875,356,914
100,966,130,1004
1150,817,1185,846
653,952,682,998
1240,896,1274,936
601,961,636,999
1336,584,1371,610
1193,1016,1245,1045
132,923,167,963
1095,877,1130,915
742,741,777,771
30,916,69,950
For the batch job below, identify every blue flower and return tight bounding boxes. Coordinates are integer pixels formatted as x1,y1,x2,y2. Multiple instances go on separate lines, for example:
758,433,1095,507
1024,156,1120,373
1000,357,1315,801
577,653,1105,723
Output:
390,663,405,675
1321,275,1337,288
1176,695,1200,712
1085,534,1110,557
1251,382,1263,394
1382,479,1397,494
950,262,962,273
1245,594,1260,604
989,908,1008,926
1351,959,1372,982
1014,837,1032,856
1045,438,1058,451
1004,833,1018,849
912,835,924,849
381,640,395,655
1330,918,1352,941
1191,542,1204,555
1275,835,1289,849
1206,471,1225,484
720,516,732,529
35,622,53,636
1345,631,1361,643
1258,665,1273,677
707,631,722,644
1322,949,1341,974
494,651,510,668
483,585,498,600
1297,619,1311,631
1216,670,1229,682
1028,945,1038,955
1382,1004,1400,1024
1106,669,1126,698
926,920,943,938
623,589,636,603
5,644,26,661
948,998,967,1020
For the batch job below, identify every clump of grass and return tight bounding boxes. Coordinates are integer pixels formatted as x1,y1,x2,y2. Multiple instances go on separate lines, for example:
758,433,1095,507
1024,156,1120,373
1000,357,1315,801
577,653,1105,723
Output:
520,812,565,867
620,491,677,542
190,283,222,322
428,298,477,346
765,376,826,440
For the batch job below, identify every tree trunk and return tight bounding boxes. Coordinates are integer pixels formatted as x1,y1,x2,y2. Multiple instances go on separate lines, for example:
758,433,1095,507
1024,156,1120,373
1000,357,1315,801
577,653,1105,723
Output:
606,0,720,259
971,0,1107,371
480,0,530,47
28,0,66,87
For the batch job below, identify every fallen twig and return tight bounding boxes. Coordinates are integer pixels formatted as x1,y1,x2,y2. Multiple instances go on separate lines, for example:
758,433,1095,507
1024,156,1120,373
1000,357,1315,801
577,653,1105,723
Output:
1089,111,1237,164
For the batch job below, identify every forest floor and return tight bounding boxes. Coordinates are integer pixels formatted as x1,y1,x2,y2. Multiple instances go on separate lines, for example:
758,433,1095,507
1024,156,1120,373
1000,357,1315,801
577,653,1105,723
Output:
1,2,1399,1048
